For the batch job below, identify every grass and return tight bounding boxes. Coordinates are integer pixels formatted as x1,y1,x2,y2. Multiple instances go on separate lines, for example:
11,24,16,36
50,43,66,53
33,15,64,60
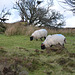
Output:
65,36,75,53
0,34,42,50
0,34,75,75
0,34,74,52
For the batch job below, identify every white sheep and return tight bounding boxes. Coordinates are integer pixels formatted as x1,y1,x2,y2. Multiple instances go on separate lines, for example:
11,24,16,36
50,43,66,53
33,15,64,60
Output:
30,29,47,41
41,34,66,49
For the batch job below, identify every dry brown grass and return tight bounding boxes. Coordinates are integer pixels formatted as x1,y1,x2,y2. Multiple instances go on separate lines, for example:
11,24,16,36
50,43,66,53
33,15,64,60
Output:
25,26,39,36
5,22,75,36
5,22,39,36
44,27,75,36
5,22,26,36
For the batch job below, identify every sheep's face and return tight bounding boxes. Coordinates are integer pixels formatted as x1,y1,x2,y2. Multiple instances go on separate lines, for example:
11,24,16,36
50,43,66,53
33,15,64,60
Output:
30,36,33,41
41,43,45,49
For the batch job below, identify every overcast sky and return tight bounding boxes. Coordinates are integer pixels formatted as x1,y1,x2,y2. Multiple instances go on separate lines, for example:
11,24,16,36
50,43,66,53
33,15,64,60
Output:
0,0,75,28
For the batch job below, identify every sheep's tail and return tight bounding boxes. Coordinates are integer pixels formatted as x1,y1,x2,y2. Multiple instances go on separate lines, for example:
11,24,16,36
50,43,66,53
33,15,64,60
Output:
64,38,66,43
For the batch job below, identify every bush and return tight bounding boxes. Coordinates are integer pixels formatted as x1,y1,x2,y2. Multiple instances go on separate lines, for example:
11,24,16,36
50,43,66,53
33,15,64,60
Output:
0,22,6,33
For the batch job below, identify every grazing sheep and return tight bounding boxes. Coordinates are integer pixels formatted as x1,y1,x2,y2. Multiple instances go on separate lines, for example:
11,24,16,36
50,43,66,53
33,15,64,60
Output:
41,34,66,49
30,29,47,41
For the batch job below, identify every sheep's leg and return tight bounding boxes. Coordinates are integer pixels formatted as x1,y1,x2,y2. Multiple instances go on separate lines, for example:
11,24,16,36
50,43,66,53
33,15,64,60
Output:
62,44,64,46
40,38,43,41
44,37,46,40
62,44,65,48
50,45,53,47
36,39,38,41
58,43,64,48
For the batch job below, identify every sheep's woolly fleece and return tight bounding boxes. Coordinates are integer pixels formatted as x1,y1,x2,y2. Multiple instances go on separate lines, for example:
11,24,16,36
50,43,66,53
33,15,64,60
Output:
43,34,66,48
31,29,47,40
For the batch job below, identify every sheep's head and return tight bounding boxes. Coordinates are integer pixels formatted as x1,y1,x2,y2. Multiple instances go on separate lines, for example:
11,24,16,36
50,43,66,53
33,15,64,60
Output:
41,43,45,49
30,36,33,41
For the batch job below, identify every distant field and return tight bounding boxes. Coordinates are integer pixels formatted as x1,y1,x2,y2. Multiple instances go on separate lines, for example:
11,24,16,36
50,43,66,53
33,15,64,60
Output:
0,34,75,75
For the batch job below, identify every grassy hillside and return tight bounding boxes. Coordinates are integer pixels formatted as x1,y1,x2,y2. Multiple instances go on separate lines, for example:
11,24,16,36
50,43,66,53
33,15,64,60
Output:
0,34,75,75
0,22,75,75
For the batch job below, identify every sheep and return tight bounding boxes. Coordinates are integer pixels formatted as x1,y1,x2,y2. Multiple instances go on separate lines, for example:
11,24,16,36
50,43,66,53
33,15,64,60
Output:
41,34,66,49
30,29,47,41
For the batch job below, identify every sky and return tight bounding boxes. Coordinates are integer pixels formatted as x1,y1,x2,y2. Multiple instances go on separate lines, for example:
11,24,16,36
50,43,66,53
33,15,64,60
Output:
0,0,75,28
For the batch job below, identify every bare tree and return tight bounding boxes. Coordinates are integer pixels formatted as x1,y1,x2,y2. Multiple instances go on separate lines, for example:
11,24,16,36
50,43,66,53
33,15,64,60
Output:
35,9,65,28
0,7,11,22
14,0,65,28
0,7,11,33
13,0,53,24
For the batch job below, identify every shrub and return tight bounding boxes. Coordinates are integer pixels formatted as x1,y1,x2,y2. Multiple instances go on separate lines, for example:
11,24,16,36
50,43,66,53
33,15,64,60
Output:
0,22,6,33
